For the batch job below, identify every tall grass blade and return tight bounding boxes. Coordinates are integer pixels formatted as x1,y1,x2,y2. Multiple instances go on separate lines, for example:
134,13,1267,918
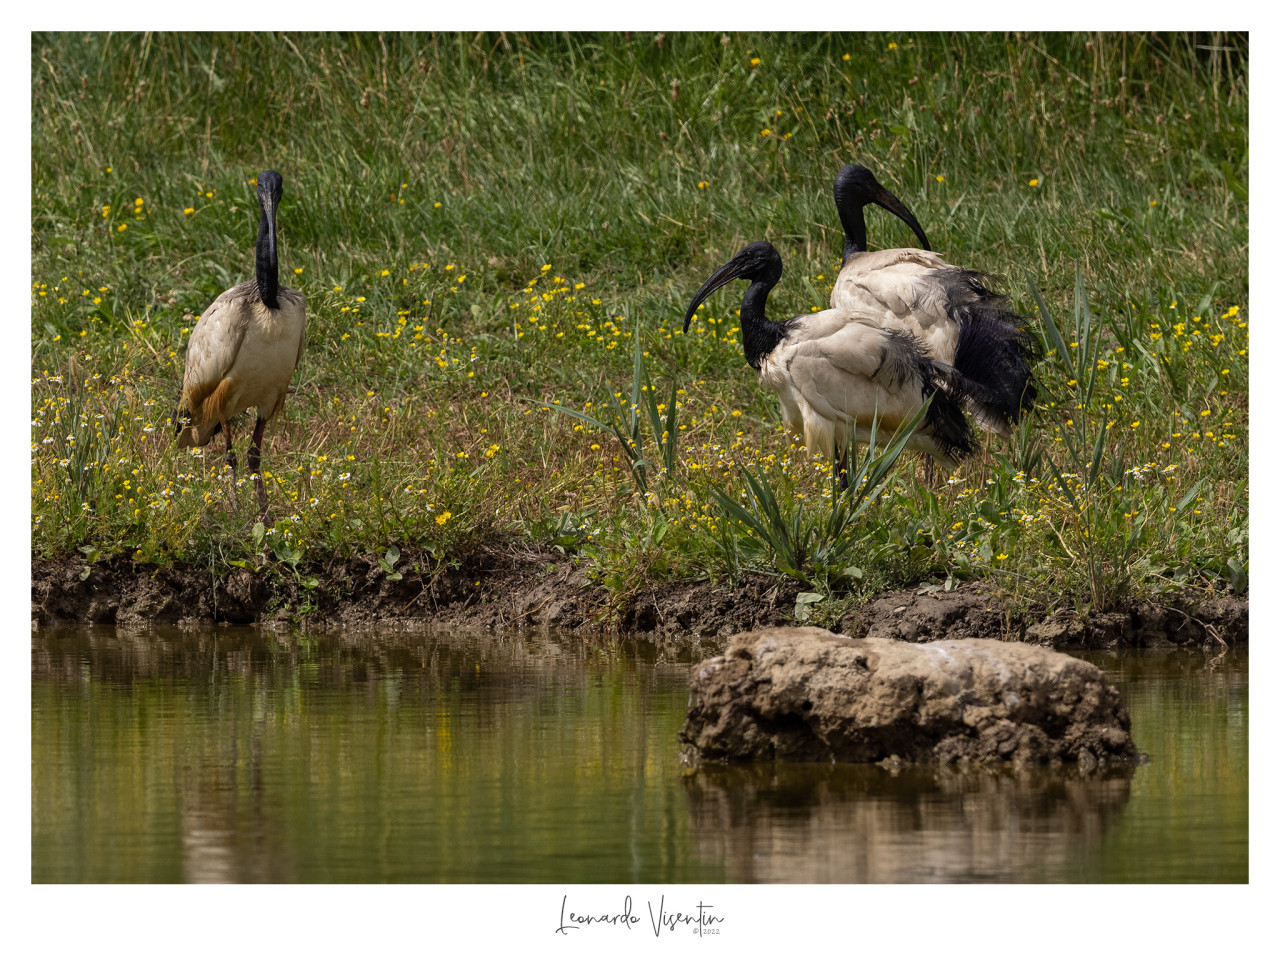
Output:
1075,273,1106,410
1075,266,1092,362
630,324,643,435
1088,420,1108,490
1196,282,1221,318
1175,480,1205,515
534,399,646,492
663,375,679,474
1046,455,1081,512
1029,279,1075,380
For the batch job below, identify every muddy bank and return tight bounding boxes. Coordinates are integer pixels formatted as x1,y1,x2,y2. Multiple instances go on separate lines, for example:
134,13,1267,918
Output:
31,547,1247,649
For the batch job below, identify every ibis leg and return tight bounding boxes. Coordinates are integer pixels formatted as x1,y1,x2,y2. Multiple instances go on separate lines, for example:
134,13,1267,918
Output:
249,416,273,527
922,454,935,489
222,425,239,512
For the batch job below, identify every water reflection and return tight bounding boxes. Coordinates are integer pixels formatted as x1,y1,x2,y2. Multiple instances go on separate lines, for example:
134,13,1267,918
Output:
179,746,294,883
32,630,1246,883
33,627,716,883
683,761,1136,883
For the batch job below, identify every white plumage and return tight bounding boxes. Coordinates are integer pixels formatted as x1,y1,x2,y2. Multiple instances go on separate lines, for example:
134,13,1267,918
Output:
830,163,1040,438
759,309,967,466
176,170,306,524
829,246,961,363
177,283,305,447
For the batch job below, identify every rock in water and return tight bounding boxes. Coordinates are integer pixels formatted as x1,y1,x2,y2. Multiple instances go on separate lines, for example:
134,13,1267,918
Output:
680,628,1139,764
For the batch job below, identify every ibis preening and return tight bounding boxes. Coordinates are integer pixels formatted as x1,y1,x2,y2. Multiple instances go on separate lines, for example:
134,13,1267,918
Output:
175,170,306,525
682,241,978,477
831,163,1040,438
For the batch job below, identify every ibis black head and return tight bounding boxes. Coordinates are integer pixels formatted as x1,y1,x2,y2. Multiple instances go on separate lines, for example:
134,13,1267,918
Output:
255,170,284,308
257,170,284,210
682,241,783,333
833,163,930,253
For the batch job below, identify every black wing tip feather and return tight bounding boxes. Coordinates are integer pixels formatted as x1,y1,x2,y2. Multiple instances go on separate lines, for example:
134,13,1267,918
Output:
935,268,1043,428
935,267,1011,309
875,327,927,388
879,329,978,462
952,310,1041,425
923,388,980,462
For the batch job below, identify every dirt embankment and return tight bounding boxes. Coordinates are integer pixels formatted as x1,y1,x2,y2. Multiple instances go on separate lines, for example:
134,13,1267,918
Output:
31,546,1247,649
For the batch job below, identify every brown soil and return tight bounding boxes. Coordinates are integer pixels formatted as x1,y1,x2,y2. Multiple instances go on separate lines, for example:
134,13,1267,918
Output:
31,545,1247,648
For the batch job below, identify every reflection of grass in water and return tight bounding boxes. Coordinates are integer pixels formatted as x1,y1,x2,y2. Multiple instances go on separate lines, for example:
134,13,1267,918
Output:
1081,650,1248,883
31,628,716,883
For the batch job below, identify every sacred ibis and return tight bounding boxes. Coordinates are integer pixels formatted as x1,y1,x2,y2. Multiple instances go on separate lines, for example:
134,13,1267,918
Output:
683,241,978,475
830,163,1040,438
175,170,306,525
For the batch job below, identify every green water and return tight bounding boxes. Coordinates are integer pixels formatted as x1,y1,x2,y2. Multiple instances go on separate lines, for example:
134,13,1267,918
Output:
31,628,1247,883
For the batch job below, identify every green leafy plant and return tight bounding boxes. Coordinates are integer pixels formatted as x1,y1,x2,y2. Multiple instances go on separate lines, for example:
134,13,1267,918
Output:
709,403,929,585
271,535,318,590
77,544,101,581
520,506,598,555
379,545,403,581
540,327,678,494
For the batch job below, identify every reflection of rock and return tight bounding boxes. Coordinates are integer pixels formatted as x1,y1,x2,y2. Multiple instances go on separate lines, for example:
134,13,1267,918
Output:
180,763,240,884
681,628,1139,764
179,740,295,883
682,760,1136,882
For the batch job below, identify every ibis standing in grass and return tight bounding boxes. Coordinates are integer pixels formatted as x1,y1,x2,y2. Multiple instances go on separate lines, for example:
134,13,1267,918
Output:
682,240,979,477
830,163,1040,439
175,170,306,526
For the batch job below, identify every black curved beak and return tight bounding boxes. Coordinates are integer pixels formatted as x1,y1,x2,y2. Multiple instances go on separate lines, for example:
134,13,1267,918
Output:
260,191,278,261
683,254,750,333
874,188,931,252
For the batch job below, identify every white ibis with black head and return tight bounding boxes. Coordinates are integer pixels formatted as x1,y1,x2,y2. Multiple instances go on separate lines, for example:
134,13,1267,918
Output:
683,241,978,476
831,163,1039,438
175,169,306,525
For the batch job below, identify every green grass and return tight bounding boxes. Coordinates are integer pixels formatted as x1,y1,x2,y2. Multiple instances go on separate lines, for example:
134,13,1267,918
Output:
31,32,1248,616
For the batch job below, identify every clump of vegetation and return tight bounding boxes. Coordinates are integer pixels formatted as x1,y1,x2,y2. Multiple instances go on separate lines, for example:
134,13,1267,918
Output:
31,32,1247,617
